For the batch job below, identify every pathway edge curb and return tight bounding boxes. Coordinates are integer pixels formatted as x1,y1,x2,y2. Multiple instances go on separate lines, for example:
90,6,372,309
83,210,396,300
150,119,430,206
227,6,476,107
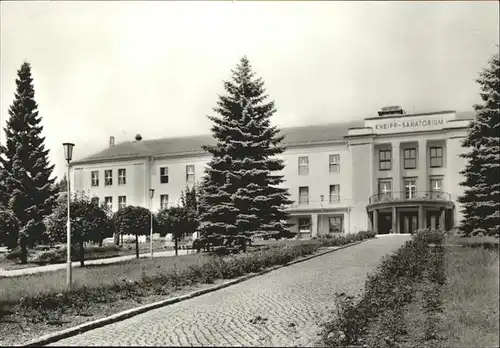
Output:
24,238,370,347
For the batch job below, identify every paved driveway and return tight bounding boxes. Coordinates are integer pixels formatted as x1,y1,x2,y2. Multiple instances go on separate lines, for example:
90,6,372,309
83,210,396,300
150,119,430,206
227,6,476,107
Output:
49,235,410,347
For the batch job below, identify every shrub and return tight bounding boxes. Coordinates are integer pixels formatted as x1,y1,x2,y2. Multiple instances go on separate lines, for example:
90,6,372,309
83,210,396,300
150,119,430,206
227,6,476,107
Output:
323,293,367,347
317,230,375,248
413,228,445,245
0,208,20,249
30,249,65,265
6,248,24,260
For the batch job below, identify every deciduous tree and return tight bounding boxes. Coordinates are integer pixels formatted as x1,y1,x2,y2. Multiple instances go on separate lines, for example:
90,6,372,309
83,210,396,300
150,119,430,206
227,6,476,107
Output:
45,191,114,266
113,206,151,258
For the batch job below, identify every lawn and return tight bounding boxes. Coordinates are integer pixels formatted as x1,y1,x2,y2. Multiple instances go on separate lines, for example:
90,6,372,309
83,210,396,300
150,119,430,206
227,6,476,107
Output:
402,235,499,347
437,237,499,347
0,253,210,303
0,240,184,271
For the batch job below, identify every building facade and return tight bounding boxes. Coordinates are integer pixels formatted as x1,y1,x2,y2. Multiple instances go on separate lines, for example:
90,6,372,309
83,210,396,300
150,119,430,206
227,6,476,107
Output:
70,107,472,238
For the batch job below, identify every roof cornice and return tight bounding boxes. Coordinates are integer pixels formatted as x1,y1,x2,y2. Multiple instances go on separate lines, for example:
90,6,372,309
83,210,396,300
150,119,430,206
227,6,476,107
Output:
71,155,149,167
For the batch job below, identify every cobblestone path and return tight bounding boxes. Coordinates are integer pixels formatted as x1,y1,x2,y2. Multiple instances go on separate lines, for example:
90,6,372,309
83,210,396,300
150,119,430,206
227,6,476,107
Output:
49,235,410,347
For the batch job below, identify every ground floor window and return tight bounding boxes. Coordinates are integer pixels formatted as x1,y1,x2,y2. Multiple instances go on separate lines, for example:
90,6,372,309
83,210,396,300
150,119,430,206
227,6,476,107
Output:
118,196,127,210
104,196,113,211
329,216,343,233
298,217,311,232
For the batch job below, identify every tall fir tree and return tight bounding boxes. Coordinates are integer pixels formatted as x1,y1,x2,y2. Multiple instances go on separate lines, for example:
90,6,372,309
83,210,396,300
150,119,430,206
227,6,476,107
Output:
0,62,58,249
458,52,500,237
198,56,293,242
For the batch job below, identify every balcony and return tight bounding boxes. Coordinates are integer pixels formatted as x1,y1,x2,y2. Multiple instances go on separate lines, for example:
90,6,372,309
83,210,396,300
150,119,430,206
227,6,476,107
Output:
286,196,345,212
369,191,451,205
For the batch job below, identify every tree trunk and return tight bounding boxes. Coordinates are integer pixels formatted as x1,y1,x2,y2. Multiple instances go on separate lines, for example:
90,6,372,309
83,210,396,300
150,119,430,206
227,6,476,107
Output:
99,239,103,247
174,234,178,256
135,234,139,258
20,238,28,265
113,232,120,246
79,241,85,267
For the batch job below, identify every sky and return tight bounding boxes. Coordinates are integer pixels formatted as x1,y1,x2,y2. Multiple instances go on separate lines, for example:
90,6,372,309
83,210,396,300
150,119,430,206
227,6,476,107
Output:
1,1,499,180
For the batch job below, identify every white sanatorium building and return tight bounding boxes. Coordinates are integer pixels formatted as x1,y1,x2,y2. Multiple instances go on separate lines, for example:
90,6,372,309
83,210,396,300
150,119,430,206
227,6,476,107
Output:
69,106,473,238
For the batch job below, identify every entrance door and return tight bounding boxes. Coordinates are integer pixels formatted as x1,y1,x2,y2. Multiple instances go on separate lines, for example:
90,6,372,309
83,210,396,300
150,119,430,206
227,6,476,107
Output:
400,212,418,234
427,212,439,230
378,213,392,234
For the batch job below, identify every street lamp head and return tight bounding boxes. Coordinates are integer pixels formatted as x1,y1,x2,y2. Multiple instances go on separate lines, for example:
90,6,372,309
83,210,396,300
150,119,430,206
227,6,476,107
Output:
149,188,155,199
63,143,75,162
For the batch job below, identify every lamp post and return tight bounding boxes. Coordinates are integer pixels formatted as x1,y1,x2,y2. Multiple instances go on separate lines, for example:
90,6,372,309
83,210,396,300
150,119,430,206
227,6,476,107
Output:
149,188,155,258
63,142,75,288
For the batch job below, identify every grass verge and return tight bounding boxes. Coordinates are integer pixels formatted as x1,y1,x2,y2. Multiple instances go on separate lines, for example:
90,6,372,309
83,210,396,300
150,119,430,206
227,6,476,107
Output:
0,241,170,270
436,240,499,348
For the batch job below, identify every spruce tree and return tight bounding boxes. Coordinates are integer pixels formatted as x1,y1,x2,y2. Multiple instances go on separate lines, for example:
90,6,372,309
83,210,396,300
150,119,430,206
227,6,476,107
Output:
458,52,500,237
198,56,293,244
0,62,58,250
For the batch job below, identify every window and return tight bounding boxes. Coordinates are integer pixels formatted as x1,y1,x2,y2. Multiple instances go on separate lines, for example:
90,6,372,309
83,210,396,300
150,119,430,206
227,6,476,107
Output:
91,197,99,206
404,179,416,199
118,196,126,210
329,154,340,173
104,170,113,186
329,184,340,203
299,186,309,205
379,150,392,170
430,178,443,192
91,171,99,187
298,156,309,175
118,169,126,185
104,196,113,211
329,216,343,233
298,217,311,233
430,147,443,167
404,148,417,169
186,165,195,183
160,167,169,184
378,180,392,200
160,194,169,210
430,178,443,199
